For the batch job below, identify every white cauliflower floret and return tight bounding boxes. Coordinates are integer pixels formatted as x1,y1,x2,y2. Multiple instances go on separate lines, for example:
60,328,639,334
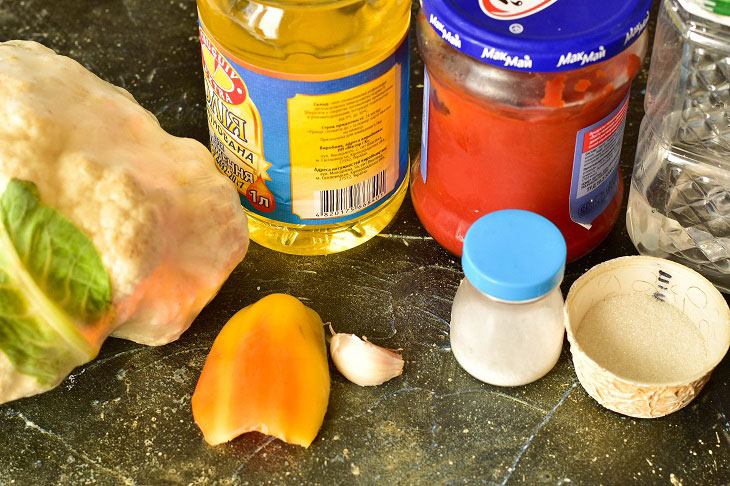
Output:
0,40,249,403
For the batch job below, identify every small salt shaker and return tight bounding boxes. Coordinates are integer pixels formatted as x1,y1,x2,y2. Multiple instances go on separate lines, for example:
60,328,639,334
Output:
450,210,567,387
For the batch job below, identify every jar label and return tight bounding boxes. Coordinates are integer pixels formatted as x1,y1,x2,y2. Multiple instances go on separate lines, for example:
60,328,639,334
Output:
420,71,431,184
198,22,410,225
569,93,630,228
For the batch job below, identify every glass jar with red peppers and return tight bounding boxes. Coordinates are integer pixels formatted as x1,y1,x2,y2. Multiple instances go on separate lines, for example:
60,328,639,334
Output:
412,0,650,261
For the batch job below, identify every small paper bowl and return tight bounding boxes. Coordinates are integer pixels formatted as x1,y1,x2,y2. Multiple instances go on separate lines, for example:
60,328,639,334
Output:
565,256,730,418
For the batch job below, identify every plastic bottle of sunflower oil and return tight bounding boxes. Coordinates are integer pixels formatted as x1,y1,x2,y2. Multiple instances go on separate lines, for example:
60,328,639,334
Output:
197,0,411,255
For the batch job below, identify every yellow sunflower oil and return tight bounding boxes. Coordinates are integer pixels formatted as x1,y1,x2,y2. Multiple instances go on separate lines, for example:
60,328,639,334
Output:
197,0,411,255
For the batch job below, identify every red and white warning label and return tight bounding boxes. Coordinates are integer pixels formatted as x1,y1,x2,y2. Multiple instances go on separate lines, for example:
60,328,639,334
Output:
569,93,629,227
576,97,628,198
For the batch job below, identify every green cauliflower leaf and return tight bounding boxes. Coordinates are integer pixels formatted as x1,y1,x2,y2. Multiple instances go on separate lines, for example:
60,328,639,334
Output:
0,179,112,385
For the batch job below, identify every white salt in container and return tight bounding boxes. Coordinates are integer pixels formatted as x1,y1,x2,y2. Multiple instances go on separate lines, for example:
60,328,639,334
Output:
450,210,567,387
565,256,730,418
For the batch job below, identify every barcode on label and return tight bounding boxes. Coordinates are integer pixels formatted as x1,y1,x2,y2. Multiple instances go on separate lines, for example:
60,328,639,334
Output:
317,170,387,218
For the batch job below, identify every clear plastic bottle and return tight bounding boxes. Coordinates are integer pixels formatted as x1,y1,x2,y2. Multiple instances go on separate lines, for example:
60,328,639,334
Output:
627,0,730,292
450,210,566,387
197,0,411,255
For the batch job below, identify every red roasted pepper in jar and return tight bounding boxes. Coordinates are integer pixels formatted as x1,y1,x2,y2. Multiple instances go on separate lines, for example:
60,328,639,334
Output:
412,0,650,261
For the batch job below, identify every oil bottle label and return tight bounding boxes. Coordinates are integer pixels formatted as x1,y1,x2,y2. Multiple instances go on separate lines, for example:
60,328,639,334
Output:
199,22,410,225
569,93,629,229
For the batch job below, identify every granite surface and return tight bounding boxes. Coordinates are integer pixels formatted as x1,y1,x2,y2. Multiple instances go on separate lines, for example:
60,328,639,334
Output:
0,0,728,485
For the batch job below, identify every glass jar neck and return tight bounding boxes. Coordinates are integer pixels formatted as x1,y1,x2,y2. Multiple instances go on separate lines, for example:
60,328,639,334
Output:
416,12,646,116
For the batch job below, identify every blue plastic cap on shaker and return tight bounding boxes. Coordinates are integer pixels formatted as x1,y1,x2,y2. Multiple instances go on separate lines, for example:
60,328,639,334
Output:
462,210,567,302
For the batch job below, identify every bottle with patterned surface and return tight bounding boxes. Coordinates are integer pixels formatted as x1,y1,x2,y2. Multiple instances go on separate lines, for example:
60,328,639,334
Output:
627,0,730,292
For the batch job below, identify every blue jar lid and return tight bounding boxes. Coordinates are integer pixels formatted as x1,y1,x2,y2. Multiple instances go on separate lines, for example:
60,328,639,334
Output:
462,210,567,301
421,0,651,72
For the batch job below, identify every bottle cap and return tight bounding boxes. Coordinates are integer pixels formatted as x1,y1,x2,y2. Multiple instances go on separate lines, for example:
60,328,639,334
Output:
462,210,567,301
420,0,651,73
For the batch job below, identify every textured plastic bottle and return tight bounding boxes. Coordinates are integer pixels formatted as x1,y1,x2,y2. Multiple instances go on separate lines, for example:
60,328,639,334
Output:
197,0,411,255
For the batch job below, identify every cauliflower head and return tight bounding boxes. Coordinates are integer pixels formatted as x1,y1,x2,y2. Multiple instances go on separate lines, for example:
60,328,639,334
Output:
0,40,249,403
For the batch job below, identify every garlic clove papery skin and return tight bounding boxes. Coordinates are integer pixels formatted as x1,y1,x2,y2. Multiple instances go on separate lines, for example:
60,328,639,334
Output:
329,332,404,387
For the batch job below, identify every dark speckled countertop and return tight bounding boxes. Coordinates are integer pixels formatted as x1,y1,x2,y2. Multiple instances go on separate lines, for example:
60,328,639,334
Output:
0,1,728,485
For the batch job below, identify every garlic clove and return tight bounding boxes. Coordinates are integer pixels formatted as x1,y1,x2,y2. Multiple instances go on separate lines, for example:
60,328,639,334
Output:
328,324,404,387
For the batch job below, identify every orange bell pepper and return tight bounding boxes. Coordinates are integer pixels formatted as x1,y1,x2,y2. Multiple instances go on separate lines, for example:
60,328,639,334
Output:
192,294,330,447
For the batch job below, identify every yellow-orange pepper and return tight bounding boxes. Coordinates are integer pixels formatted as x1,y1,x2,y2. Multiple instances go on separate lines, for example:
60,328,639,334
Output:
192,294,330,447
